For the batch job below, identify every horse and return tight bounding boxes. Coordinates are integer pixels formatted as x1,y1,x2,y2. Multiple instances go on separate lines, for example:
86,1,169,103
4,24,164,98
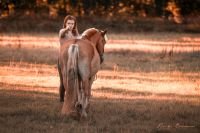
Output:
58,28,107,118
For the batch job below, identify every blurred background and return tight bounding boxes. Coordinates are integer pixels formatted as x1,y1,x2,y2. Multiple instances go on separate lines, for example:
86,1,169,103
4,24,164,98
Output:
0,0,200,33
0,1,200,132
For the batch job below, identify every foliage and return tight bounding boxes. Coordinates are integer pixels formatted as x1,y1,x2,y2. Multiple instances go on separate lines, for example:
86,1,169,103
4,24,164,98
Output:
0,0,200,23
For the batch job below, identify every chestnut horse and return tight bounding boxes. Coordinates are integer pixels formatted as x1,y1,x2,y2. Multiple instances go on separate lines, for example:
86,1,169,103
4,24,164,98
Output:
59,28,107,118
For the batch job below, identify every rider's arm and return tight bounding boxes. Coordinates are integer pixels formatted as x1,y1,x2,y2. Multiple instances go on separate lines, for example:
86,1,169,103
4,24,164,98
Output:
59,29,68,39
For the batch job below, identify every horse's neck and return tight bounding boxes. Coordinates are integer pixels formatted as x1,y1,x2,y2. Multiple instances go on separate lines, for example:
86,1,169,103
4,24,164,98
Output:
89,34,98,47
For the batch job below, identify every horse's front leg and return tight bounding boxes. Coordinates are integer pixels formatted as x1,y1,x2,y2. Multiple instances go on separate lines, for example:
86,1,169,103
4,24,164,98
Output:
83,76,95,112
89,76,95,97
75,80,83,113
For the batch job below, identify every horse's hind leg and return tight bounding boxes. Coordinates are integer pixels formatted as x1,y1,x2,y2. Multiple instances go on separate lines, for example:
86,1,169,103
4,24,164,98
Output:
80,78,90,118
77,61,91,118
58,59,65,102
75,79,82,113
75,78,90,118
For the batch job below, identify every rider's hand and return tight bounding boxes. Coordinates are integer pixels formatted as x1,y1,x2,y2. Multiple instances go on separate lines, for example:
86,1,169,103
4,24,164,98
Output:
66,25,70,30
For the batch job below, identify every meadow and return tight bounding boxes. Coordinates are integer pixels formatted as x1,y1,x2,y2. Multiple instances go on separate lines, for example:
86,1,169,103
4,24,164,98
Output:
0,32,200,133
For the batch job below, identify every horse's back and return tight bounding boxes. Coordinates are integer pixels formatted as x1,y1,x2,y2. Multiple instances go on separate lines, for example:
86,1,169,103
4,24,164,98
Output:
60,39,76,53
61,38,94,58
59,39,95,68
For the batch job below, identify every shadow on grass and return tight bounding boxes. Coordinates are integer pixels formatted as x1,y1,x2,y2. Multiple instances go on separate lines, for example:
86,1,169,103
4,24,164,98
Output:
0,47,58,66
103,50,200,73
0,86,200,133
0,46,200,74
94,87,200,99
97,74,197,82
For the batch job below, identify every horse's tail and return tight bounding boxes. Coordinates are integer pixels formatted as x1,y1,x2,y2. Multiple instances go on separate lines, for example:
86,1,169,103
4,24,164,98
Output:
66,44,79,92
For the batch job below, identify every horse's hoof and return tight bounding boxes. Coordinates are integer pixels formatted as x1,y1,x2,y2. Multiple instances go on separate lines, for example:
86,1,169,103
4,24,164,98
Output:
81,111,87,119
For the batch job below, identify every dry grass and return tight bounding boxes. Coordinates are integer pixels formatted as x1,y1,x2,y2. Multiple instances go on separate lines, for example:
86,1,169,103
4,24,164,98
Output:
0,32,200,133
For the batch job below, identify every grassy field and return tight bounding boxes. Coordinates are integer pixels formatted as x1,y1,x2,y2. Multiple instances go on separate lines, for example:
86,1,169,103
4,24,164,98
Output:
0,32,200,133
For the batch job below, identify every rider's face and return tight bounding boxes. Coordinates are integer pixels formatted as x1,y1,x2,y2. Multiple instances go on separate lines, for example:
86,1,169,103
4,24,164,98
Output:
66,19,75,31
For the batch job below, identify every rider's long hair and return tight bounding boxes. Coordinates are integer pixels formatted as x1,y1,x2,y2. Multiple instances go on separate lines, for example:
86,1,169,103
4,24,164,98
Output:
63,15,79,36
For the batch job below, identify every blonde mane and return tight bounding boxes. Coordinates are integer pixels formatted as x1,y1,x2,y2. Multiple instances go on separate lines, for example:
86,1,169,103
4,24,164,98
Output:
81,28,98,40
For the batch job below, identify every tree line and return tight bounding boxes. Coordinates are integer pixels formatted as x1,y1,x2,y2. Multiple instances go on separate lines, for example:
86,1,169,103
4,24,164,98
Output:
1,0,200,21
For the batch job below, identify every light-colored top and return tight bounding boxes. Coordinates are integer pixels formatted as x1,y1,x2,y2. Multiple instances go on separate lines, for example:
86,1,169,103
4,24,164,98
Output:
59,28,78,46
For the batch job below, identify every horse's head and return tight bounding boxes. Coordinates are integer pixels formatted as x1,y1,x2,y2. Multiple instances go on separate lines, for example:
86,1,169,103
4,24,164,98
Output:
81,28,108,63
96,30,107,63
